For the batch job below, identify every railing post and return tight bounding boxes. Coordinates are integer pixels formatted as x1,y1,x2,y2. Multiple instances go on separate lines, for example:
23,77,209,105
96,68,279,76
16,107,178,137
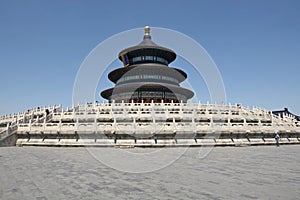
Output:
153,114,156,134
6,123,10,136
94,117,97,133
133,117,136,135
75,118,79,131
72,107,75,119
173,117,176,131
113,115,116,132
61,107,64,120
43,118,46,132
29,119,32,132
59,118,62,132
192,116,196,133
16,114,19,126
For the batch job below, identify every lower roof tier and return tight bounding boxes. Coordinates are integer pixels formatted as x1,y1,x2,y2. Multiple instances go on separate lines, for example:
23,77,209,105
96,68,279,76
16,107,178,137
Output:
101,82,194,102
108,64,187,84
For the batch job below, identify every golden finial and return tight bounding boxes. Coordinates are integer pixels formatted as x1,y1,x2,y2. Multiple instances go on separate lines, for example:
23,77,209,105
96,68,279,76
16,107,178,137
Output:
144,26,150,36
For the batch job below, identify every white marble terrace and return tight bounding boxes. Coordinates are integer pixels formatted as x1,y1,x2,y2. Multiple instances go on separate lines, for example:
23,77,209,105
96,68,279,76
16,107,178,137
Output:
1,101,299,147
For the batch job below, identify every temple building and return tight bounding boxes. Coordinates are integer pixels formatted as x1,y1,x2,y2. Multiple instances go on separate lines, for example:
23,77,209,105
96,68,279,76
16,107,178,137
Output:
101,26,194,103
0,26,299,147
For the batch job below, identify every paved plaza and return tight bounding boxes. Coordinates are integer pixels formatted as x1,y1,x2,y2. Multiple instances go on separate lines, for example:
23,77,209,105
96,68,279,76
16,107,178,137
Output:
0,146,299,199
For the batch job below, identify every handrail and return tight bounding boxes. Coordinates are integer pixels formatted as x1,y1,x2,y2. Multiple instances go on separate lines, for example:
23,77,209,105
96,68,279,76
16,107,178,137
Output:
0,123,17,140
0,129,6,139
1,103,299,132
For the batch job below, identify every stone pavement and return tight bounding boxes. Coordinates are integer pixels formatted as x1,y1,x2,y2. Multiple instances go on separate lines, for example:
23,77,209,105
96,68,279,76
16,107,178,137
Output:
0,146,299,199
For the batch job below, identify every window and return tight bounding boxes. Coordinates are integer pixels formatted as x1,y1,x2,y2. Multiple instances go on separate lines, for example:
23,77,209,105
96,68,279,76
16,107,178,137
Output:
117,74,179,84
130,56,168,65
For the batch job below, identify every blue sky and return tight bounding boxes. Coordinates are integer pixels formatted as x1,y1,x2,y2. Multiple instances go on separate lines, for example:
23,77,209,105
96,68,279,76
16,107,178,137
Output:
0,0,299,115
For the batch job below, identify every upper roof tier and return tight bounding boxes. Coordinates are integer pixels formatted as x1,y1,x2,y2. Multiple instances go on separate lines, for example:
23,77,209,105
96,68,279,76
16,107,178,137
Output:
118,26,176,66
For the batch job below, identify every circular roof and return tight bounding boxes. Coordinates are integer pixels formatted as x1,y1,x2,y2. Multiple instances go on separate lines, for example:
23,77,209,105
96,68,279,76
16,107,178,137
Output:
108,64,187,83
101,82,194,100
118,26,176,64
